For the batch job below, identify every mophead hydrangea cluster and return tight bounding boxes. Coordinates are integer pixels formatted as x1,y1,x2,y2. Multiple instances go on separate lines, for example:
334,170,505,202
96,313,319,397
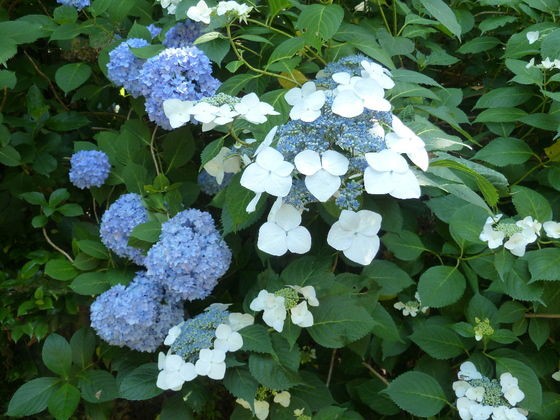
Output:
68,150,111,189
56,0,90,10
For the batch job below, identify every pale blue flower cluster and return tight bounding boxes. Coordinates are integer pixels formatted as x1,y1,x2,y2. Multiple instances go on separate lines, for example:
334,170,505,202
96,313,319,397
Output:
170,305,229,362
315,54,370,89
69,150,111,189
163,21,202,48
106,38,150,98
139,47,220,129
335,181,362,211
56,0,90,10
145,209,231,302
284,179,316,211
90,272,183,352
198,170,233,196
99,193,148,265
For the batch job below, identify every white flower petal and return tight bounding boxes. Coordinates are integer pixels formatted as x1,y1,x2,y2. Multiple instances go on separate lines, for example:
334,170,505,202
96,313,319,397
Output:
321,150,349,176
331,90,364,118
258,222,288,256
228,313,254,331
294,150,322,176
363,168,395,195
274,203,302,231
286,226,312,254
389,170,421,199
343,233,380,265
327,222,354,251
290,301,314,327
240,164,270,193
304,169,340,202
163,99,194,128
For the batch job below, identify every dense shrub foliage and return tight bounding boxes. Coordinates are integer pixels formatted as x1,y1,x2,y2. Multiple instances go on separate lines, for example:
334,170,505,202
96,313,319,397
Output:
2,0,560,419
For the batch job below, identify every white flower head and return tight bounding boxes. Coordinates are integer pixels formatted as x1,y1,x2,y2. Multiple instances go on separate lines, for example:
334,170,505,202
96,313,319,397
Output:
228,312,254,331
187,0,212,24
458,361,483,381
213,323,243,352
234,93,279,124
385,115,429,171
331,72,391,118
257,199,311,256
504,232,531,257
163,99,195,129
360,60,395,90
479,215,505,249
273,391,291,407
327,209,382,265
453,380,472,398
290,300,313,328
465,386,485,402
284,82,326,122
194,348,226,380
250,290,287,332
500,373,525,406
203,147,241,184
294,149,349,202
526,31,539,44
516,216,541,240
363,149,421,199
191,102,239,131
543,221,560,238
216,1,252,23
289,285,319,306
156,352,197,391
492,406,527,420
163,324,182,346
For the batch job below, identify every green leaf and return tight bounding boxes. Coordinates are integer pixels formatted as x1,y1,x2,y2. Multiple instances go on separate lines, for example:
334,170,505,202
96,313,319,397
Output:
308,295,375,348
77,240,109,260
162,127,195,171
47,383,80,420
419,0,462,38
129,221,162,244
268,37,306,64
197,38,230,66
79,370,119,403
382,230,426,261
45,259,78,281
45,112,90,131
70,328,96,368
295,4,344,50
70,272,111,295
291,371,335,411
488,259,544,302
240,324,274,354
200,138,224,168
494,356,542,412
417,266,466,308
6,377,59,417
0,145,21,166
474,87,533,109
119,363,163,400
42,333,72,376
361,260,413,297
55,63,92,94
57,203,84,217
525,249,560,282
511,185,552,221
248,354,302,390
479,15,517,33
223,368,258,404
0,38,17,64
130,45,165,59
223,173,265,234
0,70,17,89
505,58,543,85
474,137,533,167
528,318,549,350
410,325,465,360
449,204,488,249
53,6,78,24
370,304,401,343
457,36,501,54
48,188,70,207
384,371,447,417
474,107,528,123
0,20,45,43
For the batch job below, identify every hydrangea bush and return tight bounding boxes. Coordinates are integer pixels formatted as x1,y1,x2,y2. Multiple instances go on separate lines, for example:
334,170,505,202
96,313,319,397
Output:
3,0,560,419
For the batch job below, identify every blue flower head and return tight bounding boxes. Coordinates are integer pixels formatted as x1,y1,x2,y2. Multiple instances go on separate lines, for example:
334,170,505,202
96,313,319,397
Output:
90,271,184,352
315,54,371,89
139,47,220,130
106,38,150,98
145,209,231,302
56,0,90,10
99,193,148,265
163,21,202,48
170,305,229,362
198,170,234,196
69,150,111,189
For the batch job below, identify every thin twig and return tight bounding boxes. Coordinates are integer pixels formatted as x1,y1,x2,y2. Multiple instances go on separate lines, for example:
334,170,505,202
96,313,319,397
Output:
150,126,162,176
525,313,560,319
42,227,74,263
326,349,336,387
362,361,389,386
0,87,7,113
24,51,69,111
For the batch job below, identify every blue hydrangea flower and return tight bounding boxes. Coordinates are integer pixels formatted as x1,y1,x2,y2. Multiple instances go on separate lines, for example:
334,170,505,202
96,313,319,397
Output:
163,21,202,48
335,181,362,211
147,24,162,39
284,179,316,211
145,209,231,302
139,47,220,130
198,170,233,196
106,38,149,98
99,193,148,265
69,150,111,189
90,272,184,352
315,54,371,89
56,0,90,10
170,305,229,362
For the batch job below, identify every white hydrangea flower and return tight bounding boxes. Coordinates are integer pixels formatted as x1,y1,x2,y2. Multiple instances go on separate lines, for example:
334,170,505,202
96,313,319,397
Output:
159,0,181,14
163,99,195,129
526,31,539,44
250,290,287,332
393,300,420,317
156,352,197,391
235,93,279,124
290,301,313,328
194,348,227,380
503,232,532,257
257,200,311,256
213,323,244,352
553,369,560,381
273,391,291,407
203,147,241,185
187,0,212,23
492,406,527,420
465,386,485,402
453,380,471,398
191,102,239,131
284,81,326,122
543,221,560,238
516,216,541,239
294,149,349,202
289,285,319,307
327,209,382,265
331,72,391,118
479,215,505,249
163,324,182,346
360,60,395,90
228,312,254,331
240,146,294,212
216,1,252,22
458,361,483,381
500,373,525,406
470,402,494,420
385,115,429,171
236,399,270,420
363,149,421,199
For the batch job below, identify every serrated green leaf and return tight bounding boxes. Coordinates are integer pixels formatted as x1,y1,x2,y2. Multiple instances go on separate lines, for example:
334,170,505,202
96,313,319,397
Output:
47,383,80,420
295,4,344,50
382,230,426,261
268,37,306,64
223,173,265,234
240,324,274,354
7,377,59,417
119,363,163,400
474,87,533,109
528,318,549,350
384,371,447,417
494,356,542,412
45,259,78,281
362,260,413,297
0,70,17,89
417,266,466,308
70,328,96,368
457,36,501,54
511,185,552,221
410,325,465,360
248,354,302,390
79,370,119,403
474,107,528,123
525,249,560,282
77,240,109,260
474,137,534,167
42,333,72,376
223,368,258,404
419,0,461,38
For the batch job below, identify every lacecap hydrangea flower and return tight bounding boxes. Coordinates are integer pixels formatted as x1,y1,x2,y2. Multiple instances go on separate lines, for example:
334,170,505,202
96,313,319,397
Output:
479,214,541,257
99,193,148,265
56,0,90,10
90,271,183,352
69,150,110,189
163,21,202,48
106,38,150,98
139,47,220,130
145,209,231,302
